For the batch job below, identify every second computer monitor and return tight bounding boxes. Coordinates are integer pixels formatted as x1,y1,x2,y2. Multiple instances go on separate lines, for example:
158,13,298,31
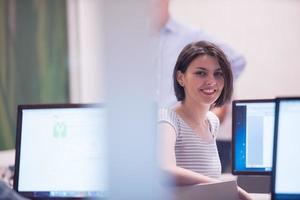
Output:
271,97,300,200
232,99,275,175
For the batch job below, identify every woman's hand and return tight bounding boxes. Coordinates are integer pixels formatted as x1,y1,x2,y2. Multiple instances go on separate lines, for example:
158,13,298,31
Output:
237,186,253,200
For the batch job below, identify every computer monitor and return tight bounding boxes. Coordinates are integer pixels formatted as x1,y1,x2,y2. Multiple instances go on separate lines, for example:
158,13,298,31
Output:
271,97,300,200
13,104,108,199
232,99,275,175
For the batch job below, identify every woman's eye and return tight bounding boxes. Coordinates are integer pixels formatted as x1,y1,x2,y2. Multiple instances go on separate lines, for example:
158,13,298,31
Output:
214,71,224,78
195,71,206,76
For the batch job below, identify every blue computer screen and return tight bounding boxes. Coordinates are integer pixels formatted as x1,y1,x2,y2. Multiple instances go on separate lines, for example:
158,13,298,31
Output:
232,100,275,174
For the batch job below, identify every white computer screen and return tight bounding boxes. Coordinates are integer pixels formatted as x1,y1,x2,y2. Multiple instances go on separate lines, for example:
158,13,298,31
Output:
274,99,300,198
16,105,108,198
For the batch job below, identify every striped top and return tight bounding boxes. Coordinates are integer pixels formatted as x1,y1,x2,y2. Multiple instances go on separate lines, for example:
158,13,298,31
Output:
158,108,221,178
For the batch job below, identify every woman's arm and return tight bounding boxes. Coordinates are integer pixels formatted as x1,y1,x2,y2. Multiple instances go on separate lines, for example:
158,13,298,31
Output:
238,186,253,200
157,122,220,186
158,122,253,199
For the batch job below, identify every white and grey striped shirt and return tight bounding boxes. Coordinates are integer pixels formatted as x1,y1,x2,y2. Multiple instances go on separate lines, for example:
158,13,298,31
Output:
158,108,221,178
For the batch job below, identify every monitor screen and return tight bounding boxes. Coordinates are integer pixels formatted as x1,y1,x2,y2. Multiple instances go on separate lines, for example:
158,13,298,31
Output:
272,97,300,200
14,104,108,199
232,99,275,175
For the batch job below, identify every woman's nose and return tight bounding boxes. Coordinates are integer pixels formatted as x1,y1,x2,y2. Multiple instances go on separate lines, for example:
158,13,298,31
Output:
205,74,216,86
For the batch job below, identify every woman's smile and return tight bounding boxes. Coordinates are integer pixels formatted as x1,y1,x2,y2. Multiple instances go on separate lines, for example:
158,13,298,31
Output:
199,88,217,96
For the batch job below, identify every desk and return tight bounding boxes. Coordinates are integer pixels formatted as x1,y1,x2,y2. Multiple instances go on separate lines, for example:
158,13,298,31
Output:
162,176,271,200
221,173,271,199
0,151,271,199
162,180,271,200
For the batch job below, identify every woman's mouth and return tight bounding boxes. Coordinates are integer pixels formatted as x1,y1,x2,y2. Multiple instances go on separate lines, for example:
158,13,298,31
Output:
200,88,217,95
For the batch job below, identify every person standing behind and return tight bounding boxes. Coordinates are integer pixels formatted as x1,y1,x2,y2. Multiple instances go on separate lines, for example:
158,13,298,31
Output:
151,0,246,108
158,41,252,200
151,0,246,172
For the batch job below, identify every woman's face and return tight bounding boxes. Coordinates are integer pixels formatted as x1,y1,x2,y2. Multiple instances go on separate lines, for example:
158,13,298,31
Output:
177,55,224,106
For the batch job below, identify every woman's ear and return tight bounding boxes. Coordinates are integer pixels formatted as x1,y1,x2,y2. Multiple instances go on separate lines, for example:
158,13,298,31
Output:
177,71,185,87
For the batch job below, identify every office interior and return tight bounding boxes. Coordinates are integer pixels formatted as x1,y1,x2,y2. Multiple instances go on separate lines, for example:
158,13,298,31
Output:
0,0,300,199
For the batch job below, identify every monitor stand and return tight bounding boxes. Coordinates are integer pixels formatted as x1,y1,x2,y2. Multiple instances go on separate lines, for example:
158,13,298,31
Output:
237,175,271,193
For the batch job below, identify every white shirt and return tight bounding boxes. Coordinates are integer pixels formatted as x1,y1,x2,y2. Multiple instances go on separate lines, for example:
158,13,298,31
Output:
158,108,222,178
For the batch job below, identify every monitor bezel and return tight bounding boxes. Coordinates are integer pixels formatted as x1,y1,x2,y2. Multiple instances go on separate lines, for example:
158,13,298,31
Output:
13,103,104,200
271,97,300,200
231,99,275,175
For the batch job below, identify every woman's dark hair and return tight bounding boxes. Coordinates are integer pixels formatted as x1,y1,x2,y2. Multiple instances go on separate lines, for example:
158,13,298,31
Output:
173,40,233,107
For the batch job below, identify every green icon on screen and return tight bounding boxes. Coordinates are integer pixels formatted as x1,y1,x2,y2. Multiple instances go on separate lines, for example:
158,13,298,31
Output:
53,122,67,138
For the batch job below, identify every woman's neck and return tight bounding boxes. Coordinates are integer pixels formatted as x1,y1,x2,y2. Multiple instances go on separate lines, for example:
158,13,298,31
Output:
176,99,210,125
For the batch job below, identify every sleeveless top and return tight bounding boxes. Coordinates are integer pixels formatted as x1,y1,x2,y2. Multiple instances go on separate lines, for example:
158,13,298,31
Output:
158,108,221,178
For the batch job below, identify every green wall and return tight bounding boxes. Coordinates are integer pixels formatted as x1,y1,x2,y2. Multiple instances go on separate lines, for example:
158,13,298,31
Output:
0,0,69,150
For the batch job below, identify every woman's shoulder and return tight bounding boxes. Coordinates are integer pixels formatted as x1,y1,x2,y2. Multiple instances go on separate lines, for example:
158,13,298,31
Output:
158,108,178,123
158,108,180,134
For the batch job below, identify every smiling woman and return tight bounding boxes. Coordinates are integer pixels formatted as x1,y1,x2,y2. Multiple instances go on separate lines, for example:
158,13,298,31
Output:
176,55,224,107
173,41,233,107
0,0,69,150
158,41,252,200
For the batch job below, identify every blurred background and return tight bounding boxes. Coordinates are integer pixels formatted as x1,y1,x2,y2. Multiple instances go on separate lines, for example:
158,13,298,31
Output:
171,0,300,100
0,0,69,150
1,0,300,151
0,0,300,199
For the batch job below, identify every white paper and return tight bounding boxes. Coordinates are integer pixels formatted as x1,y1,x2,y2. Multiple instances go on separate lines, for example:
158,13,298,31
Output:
162,180,240,200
